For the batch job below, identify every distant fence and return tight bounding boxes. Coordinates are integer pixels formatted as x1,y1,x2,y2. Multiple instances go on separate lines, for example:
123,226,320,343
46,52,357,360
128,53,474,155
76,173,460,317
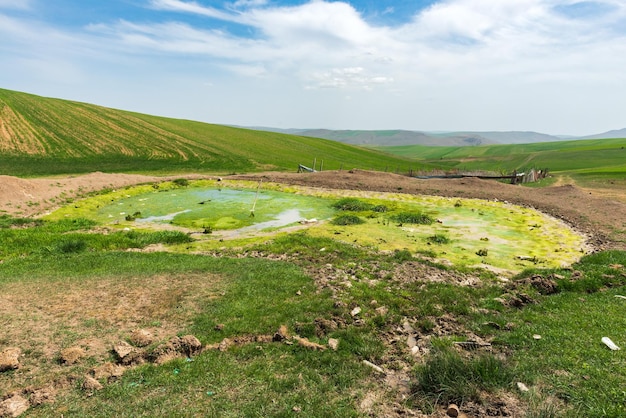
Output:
297,160,548,184
413,168,549,184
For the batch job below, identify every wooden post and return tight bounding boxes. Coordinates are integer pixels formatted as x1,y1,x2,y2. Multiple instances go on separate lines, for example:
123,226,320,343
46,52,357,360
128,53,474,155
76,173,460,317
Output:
320,160,324,172
313,158,317,171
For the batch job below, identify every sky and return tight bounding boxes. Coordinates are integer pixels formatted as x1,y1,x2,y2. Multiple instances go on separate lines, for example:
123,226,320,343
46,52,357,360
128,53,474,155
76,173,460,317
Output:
1,0,625,136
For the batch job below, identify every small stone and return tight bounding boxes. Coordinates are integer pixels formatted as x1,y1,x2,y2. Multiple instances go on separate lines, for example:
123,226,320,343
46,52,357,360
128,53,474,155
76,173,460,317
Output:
83,376,103,392
370,300,378,306
113,341,135,360
214,324,225,331
0,347,21,372
296,290,302,296
407,335,417,349
350,306,361,317
0,394,29,417
292,406,302,413
328,338,339,351
533,334,542,340
446,403,460,417
517,382,530,392
375,306,389,316
60,346,85,365
411,346,420,356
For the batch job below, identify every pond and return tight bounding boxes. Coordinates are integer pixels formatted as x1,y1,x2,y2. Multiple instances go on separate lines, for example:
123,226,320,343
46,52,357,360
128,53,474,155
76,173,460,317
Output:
45,179,589,275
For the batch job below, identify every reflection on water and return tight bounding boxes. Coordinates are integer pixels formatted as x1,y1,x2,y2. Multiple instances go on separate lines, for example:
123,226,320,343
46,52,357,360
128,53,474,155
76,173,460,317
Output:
217,209,305,237
136,210,191,223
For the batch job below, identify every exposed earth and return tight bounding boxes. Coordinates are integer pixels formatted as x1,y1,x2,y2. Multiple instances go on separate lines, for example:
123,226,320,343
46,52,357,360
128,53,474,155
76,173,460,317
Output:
1,170,625,417
2,170,623,250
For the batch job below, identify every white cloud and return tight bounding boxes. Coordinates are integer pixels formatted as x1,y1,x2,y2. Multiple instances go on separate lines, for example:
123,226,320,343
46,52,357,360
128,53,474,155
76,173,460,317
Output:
0,0,31,10
2,0,626,133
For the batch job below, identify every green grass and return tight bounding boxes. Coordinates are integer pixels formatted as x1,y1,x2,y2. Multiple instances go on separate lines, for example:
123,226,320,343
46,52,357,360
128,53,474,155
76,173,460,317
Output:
0,88,417,176
379,137,626,182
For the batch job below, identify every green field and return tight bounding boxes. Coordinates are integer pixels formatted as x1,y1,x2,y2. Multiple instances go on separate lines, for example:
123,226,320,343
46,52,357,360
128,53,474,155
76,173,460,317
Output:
0,88,419,176
3,87,626,417
379,138,626,185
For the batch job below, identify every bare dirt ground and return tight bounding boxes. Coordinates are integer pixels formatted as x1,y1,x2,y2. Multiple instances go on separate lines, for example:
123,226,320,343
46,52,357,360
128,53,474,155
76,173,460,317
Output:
2,169,625,251
1,169,625,417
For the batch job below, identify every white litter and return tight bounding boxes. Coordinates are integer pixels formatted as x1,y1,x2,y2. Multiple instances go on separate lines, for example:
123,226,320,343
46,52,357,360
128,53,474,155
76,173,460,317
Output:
602,337,620,351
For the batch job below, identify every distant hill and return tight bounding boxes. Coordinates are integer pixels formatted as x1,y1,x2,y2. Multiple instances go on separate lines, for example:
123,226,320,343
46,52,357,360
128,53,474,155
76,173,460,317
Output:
0,88,415,176
580,128,626,140
252,128,575,147
252,127,626,147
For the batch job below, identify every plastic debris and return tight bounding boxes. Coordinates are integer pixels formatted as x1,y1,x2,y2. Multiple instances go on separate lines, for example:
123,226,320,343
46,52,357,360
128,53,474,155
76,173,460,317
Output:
602,337,620,351
362,360,384,373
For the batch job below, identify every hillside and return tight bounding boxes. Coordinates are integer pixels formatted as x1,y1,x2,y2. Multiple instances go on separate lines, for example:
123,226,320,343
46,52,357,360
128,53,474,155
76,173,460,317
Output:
379,137,626,174
254,128,574,146
0,88,416,176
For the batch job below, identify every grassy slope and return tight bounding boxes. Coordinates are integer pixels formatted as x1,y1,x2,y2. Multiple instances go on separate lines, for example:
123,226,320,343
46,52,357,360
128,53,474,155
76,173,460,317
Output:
378,138,626,174
0,88,417,176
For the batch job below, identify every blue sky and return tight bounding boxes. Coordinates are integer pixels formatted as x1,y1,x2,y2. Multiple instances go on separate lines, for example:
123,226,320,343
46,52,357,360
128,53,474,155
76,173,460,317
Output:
1,0,625,135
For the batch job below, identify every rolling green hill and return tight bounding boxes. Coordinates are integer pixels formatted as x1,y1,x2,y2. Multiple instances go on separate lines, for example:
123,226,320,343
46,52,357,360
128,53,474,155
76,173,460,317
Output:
379,137,626,177
0,88,417,176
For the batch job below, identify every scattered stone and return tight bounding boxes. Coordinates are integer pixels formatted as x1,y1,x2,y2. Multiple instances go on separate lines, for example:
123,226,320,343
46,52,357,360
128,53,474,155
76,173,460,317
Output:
59,346,85,365
214,324,225,331
328,338,339,351
113,341,135,360
350,306,361,317
292,406,302,413
533,334,542,340
407,335,417,349
0,394,29,417
273,325,290,342
296,290,302,296
375,306,388,316
82,376,103,392
369,300,378,306
446,403,460,417
129,329,154,347
516,382,530,392
0,347,21,372
411,346,420,356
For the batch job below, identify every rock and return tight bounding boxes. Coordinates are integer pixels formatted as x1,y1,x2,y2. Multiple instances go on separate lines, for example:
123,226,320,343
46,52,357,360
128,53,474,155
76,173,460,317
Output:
375,306,388,315
350,306,361,317
0,348,21,372
129,329,154,347
214,323,225,331
516,382,530,392
59,346,85,365
407,335,417,349
0,394,29,417
328,338,339,351
113,341,135,360
446,403,460,417
82,376,103,392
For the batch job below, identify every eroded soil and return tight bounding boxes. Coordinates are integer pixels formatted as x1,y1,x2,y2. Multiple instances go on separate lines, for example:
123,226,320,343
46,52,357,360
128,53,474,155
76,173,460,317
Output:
1,169,625,417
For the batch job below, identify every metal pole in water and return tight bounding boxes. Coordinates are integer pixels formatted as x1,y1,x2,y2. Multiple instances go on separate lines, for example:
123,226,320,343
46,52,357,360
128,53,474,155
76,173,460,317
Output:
250,180,262,217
